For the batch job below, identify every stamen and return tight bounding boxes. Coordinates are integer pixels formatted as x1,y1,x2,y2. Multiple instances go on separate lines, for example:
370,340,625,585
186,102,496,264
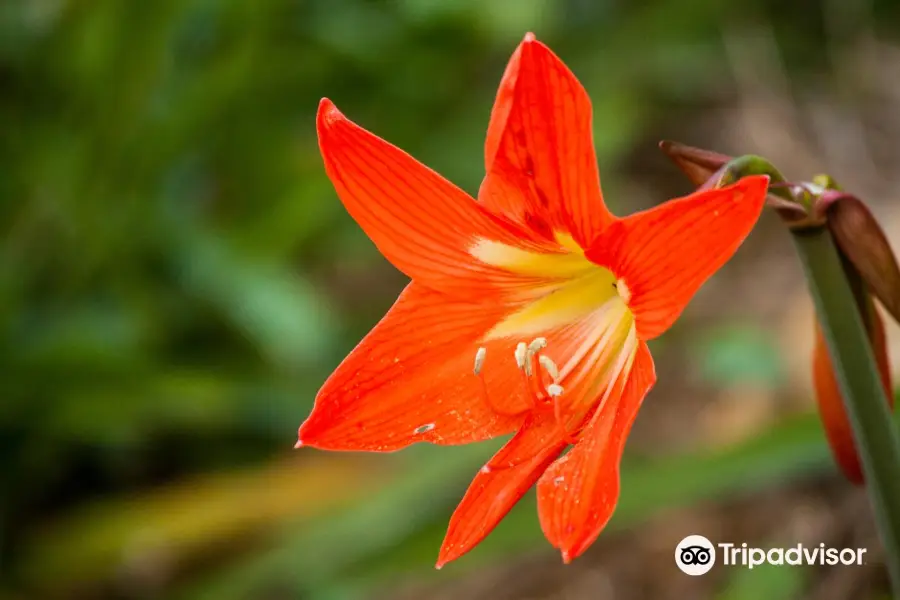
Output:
513,338,548,406
473,347,487,375
528,337,548,354
474,345,529,416
547,383,578,445
522,337,547,378
539,356,559,381
514,342,527,369
519,366,542,407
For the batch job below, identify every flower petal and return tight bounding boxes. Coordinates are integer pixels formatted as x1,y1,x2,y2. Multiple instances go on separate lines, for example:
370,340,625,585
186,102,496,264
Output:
487,409,568,469
478,35,613,246
481,37,523,219
536,341,656,562
813,303,893,484
436,413,566,567
586,176,769,340
298,283,535,452
317,98,546,298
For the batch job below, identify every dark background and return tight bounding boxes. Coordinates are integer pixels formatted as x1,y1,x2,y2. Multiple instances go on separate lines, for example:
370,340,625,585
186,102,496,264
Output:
3,0,900,598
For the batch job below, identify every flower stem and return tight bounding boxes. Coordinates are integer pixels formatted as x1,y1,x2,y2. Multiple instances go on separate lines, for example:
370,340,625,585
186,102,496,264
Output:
792,225,900,589
720,155,788,199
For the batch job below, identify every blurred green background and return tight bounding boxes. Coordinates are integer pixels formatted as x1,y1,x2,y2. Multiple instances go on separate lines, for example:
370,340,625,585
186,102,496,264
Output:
3,1,900,599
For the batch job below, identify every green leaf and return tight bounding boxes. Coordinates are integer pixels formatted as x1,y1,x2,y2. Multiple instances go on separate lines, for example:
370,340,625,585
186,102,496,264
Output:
175,232,338,369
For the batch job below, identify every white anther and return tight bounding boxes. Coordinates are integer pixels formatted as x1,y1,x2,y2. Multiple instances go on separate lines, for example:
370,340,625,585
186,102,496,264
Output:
538,355,559,380
528,337,548,353
473,347,487,375
615,279,632,304
514,342,527,369
547,383,564,397
521,337,547,377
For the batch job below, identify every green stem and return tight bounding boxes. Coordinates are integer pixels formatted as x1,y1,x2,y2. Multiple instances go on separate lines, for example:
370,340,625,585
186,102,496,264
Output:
720,155,791,203
719,156,811,221
792,226,900,589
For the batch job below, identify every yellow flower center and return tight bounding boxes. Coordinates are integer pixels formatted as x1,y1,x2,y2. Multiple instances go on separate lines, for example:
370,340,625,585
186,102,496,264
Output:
470,232,639,423
471,232,632,340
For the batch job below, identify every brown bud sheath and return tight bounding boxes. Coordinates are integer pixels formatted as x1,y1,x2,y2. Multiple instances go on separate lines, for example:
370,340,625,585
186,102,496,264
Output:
813,301,893,484
658,141,730,187
824,194,900,326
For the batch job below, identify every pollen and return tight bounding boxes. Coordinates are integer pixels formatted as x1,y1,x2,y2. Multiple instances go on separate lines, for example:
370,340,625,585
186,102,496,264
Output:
547,383,564,397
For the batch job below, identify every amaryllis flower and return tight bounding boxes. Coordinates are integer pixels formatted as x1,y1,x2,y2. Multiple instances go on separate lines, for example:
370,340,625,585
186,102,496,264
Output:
298,33,769,565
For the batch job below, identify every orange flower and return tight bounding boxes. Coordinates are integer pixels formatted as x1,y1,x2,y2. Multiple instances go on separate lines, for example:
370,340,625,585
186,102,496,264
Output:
298,34,769,565
813,303,892,484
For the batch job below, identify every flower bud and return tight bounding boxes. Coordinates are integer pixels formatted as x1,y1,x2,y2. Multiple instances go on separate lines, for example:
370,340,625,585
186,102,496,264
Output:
658,140,806,223
658,140,730,187
820,193,900,326
812,300,893,484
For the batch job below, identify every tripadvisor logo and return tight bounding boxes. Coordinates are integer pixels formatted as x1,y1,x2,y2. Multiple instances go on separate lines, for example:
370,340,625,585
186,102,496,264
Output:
676,535,716,576
719,542,867,568
676,536,867,575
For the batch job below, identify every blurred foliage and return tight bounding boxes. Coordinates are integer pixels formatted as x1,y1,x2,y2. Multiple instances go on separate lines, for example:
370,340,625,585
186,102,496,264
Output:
719,560,806,600
2,0,899,599
694,326,786,387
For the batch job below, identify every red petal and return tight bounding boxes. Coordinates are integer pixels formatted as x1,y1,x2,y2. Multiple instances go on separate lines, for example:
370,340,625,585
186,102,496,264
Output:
536,342,656,562
436,413,566,567
586,176,769,340
298,283,536,451
317,98,545,298
488,409,568,469
483,36,523,185
813,304,893,484
478,35,613,246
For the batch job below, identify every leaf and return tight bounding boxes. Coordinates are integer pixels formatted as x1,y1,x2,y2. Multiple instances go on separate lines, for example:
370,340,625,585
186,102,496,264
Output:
174,232,338,369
